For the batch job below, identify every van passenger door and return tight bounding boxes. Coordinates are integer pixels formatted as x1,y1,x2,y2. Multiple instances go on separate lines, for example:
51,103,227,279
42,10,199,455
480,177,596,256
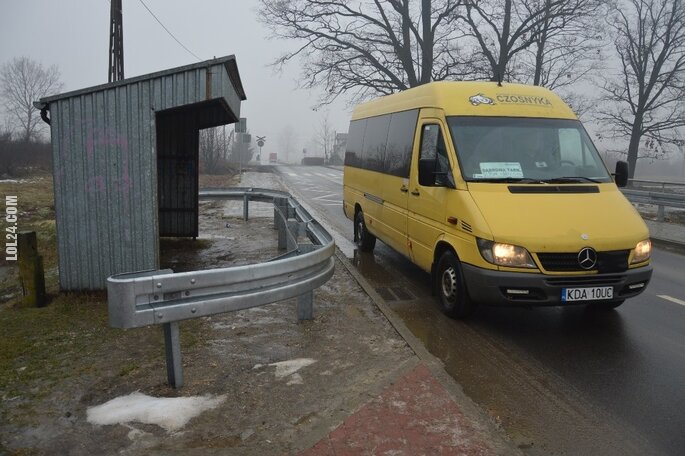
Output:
407,121,454,271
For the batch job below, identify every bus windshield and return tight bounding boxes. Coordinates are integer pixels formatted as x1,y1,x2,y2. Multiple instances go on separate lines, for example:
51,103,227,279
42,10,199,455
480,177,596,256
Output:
448,117,612,183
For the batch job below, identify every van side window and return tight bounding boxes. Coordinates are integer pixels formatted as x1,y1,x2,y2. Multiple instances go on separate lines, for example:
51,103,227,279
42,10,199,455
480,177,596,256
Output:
387,110,419,177
344,110,418,177
362,115,391,172
344,119,367,168
419,124,451,186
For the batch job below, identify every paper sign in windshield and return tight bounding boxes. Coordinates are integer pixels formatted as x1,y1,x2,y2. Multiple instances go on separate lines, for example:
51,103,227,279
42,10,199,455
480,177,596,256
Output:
476,162,524,178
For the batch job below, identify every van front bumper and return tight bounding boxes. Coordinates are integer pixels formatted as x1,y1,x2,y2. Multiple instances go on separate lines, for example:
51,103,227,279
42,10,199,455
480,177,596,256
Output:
462,263,652,306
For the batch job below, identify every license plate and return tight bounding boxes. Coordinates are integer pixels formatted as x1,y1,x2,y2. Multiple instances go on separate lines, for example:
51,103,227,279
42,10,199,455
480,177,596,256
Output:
562,286,613,302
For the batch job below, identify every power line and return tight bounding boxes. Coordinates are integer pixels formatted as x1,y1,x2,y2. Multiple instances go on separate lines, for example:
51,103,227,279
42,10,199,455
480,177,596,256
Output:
136,0,202,61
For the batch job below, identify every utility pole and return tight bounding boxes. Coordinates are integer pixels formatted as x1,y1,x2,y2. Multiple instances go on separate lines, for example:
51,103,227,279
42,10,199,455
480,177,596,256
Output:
108,0,124,82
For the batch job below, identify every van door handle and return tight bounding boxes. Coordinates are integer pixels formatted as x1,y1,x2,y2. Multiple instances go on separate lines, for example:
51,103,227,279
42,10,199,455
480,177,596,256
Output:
411,190,420,196
400,186,408,193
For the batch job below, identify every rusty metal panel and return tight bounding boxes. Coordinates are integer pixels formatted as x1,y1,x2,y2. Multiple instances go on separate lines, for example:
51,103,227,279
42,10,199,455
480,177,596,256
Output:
42,56,246,290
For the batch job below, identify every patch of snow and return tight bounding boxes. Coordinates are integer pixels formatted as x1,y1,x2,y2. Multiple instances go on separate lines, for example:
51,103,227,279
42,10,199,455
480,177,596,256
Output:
87,392,226,432
268,358,317,378
286,373,304,385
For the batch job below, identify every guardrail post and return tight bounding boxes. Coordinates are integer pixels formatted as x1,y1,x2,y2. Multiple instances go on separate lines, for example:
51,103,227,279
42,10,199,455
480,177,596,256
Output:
297,291,313,321
163,322,184,388
287,221,304,251
274,197,287,230
657,205,665,222
275,198,289,250
243,194,249,221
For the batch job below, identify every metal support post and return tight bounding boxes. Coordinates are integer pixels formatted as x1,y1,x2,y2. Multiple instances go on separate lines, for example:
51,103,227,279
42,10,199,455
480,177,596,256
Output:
243,194,249,221
657,205,665,222
17,231,46,307
274,197,287,230
286,221,301,250
275,198,289,250
163,322,183,388
297,291,313,321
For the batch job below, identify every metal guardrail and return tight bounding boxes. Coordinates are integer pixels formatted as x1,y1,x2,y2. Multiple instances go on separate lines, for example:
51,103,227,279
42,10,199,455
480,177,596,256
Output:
622,180,685,222
628,179,685,194
106,188,335,388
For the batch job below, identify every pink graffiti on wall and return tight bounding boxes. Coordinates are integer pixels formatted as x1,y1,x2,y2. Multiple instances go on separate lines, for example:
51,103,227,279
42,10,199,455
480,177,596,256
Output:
83,125,134,196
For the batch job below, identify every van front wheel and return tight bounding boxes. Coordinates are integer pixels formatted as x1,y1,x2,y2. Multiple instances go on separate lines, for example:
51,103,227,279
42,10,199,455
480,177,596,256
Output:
354,210,376,252
437,251,475,318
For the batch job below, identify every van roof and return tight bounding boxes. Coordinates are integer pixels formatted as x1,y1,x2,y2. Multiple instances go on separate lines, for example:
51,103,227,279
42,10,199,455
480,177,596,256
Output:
351,81,577,120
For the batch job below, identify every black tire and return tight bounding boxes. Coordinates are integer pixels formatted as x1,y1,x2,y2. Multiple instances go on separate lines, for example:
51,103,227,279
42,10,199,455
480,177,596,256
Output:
588,299,625,311
436,251,476,318
354,210,376,252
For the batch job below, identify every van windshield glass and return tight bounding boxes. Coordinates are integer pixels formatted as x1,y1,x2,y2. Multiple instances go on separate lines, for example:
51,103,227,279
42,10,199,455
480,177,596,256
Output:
448,117,612,183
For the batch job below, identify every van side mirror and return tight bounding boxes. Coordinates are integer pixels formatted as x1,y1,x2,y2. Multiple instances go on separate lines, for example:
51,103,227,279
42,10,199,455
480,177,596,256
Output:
614,161,629,188
418,158,436,186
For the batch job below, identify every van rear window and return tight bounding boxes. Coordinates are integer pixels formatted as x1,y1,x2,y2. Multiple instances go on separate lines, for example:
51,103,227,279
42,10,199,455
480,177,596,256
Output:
448,117,612,183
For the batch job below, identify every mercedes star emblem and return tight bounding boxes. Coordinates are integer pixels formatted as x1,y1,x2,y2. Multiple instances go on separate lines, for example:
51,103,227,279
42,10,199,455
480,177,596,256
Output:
577,247,597,270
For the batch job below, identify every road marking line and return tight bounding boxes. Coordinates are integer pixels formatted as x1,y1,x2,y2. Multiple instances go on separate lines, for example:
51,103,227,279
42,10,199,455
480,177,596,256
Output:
657,295,685,307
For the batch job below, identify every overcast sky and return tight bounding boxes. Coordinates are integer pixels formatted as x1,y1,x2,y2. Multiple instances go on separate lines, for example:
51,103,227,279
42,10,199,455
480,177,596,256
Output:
0,0,352,162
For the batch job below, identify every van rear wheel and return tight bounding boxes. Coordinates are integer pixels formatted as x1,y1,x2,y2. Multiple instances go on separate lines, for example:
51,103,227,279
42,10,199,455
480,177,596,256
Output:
354,210,376,252
437,251,475,318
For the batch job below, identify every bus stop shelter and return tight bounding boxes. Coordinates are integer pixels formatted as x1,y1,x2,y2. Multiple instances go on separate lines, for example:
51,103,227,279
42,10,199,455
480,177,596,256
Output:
37,55,246,290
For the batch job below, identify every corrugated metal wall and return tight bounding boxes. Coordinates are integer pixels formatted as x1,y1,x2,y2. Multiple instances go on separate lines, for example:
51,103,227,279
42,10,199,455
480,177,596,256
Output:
44,57,245,290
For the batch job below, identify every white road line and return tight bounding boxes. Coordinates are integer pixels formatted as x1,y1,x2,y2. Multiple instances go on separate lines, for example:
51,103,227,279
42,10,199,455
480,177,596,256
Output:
657,295,685,307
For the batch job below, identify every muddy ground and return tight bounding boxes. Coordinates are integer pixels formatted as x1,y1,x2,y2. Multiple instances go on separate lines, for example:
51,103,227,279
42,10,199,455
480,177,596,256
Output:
0,173,416,455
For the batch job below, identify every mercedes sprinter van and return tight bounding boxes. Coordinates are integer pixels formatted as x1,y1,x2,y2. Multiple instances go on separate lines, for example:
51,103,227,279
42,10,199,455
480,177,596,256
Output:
342,81,652,318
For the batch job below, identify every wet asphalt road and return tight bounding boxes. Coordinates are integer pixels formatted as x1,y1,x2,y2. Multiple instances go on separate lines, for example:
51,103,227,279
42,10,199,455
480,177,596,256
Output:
277,165,685,456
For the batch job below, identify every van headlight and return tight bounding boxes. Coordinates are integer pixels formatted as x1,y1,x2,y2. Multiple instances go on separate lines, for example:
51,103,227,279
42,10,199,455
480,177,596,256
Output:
630,239,651,264
477,239,536,268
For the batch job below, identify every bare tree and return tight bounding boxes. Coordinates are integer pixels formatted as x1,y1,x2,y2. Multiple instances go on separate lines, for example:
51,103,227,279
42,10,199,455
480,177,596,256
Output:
199,126,234,173
258,0,471,104
315,114,336,162
519,0,605,89
461,0,604,84
597,0,685,178
0,57,63,142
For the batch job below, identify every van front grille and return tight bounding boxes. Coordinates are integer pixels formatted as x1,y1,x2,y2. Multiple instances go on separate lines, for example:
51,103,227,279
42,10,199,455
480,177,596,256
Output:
537,250,630,273
545,275,626,287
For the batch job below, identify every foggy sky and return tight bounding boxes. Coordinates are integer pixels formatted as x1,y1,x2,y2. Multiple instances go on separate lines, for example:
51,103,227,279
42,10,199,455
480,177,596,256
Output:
0,0,352,162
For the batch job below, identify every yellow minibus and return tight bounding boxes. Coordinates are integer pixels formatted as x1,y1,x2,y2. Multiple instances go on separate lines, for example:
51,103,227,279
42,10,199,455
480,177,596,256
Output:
342,81,652,318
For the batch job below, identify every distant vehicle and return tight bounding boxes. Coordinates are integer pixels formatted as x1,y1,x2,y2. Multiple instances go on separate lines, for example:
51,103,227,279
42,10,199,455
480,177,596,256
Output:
269,153,277,164
343,81,652,318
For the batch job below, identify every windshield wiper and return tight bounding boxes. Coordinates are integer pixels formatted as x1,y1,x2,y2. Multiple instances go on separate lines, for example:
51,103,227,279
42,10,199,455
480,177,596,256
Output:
542,176,602,184
475,177,546,184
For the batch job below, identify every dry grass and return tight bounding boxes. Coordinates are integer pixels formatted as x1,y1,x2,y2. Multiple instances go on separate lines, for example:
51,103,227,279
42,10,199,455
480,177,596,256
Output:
0,172,230,428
